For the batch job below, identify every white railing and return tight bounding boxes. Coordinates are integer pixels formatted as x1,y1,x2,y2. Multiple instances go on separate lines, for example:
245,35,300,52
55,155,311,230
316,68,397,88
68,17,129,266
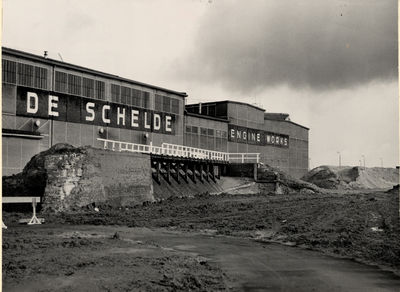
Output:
228,153,260,163
161,143,228,161
98,138,164,154
97,138,259,163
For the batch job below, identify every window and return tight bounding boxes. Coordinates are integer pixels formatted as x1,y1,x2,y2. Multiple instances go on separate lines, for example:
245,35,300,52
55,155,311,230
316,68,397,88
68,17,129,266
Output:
68,74,81,95
5,61,47,88
2,60,16,84
185,125,191,133
121,86,131,105
208,129,214,136
208,104,216,117
18,63,34,87
191,126,198,134
200,127,207,136
35,67,48,89
155,94,162,111
111,84,120,103
55,71,68,93
142,91,150,109
171,99,179,114
163,96,171,112
95,80,105,100
82,77,95,98
132,89,142,107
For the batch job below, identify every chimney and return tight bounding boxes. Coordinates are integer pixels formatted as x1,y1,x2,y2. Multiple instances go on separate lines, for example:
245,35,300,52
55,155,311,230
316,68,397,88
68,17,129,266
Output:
44,51,48,59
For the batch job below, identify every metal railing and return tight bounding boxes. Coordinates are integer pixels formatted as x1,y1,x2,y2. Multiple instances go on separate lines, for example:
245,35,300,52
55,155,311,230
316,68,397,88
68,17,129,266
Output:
97,138,259,163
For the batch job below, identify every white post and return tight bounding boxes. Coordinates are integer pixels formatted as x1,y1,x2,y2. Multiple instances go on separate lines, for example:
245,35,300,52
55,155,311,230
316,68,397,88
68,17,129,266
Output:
28,198,41,225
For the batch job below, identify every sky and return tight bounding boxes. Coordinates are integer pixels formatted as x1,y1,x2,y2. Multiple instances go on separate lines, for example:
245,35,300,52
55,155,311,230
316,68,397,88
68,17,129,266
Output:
2,0,398,168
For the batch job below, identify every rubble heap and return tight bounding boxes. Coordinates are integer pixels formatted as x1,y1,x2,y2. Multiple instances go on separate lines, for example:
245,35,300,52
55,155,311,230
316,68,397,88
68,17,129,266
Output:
257,164,322,194
2,143,153,212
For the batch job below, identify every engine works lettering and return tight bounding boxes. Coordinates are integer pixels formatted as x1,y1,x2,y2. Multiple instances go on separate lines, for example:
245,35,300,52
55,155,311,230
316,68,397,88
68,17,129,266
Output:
16,87,175,134
228,124,289,147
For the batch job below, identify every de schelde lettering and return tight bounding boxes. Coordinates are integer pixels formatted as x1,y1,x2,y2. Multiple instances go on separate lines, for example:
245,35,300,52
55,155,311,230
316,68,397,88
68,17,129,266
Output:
16,87,175,134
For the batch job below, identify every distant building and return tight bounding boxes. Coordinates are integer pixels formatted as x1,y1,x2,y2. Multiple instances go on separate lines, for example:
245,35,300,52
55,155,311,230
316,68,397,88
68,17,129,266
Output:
185,101,309,178
2,47,309,178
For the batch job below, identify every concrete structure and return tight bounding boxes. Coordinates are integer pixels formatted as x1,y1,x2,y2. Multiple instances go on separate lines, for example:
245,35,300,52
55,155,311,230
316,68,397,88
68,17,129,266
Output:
2,47,309,179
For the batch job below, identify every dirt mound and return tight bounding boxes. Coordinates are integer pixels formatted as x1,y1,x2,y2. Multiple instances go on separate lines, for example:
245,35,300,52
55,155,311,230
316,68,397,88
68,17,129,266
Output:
301,166,399,190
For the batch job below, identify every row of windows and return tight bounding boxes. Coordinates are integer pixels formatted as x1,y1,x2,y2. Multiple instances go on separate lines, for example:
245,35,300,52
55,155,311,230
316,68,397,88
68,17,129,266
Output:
185,133,228,152
185,125,228,138
54,74,153,110
110,84,150,109
186,103,217,117
55,71,106,100
155,94,180,114
2,60,48,89
2,61,181,113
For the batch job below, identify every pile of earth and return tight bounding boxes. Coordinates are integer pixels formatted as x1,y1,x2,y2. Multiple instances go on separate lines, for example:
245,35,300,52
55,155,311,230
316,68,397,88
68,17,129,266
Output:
301,165,399,190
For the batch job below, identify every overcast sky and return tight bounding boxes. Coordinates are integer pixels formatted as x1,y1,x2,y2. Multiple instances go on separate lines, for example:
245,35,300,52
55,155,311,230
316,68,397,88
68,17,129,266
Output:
2,0,398,168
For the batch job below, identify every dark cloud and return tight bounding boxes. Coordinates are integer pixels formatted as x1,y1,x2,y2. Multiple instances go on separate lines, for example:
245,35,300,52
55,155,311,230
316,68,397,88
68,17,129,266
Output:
176,1,397,93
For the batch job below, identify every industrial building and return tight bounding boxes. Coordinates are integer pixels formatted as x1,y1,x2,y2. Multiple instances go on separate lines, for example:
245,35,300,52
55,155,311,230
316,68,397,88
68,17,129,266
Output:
2,47,309,179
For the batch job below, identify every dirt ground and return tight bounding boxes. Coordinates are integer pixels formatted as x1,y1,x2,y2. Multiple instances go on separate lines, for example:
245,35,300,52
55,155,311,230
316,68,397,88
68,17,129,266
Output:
2,186,399,291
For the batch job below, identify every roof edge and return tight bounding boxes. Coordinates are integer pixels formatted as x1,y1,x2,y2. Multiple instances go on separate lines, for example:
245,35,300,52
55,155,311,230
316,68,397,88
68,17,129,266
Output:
185,111,230,123
186,100,265,112
2,46,188,97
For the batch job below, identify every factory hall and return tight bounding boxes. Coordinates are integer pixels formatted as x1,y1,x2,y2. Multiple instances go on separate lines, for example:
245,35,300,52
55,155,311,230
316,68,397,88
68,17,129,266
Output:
2,47,309,178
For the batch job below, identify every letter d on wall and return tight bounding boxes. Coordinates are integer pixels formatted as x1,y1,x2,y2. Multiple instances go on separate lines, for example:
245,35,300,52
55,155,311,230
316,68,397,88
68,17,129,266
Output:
153,114,161,130
27,92,38,114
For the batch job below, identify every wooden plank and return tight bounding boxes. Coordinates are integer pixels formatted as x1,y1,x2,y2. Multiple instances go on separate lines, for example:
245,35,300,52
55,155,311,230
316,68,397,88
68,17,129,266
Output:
2,197,41,203
200,163,204,183
175,163,180,183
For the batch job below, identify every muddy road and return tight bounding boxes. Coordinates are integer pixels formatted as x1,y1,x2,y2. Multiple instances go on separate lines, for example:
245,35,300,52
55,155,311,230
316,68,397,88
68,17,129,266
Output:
3,189,399,291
